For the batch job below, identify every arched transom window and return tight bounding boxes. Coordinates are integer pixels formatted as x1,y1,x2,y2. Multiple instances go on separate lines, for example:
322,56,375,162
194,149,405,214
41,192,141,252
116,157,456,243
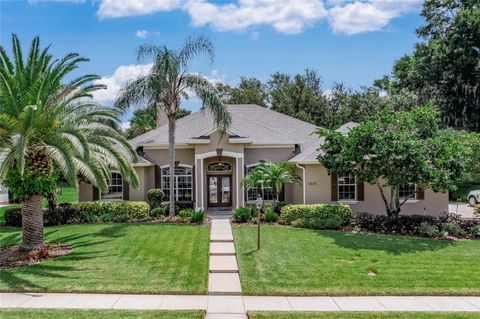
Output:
207,162,232,173
161,166,193,202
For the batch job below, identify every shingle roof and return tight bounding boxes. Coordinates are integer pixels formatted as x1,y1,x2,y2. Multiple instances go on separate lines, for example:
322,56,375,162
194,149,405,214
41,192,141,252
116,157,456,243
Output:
129,104,358,163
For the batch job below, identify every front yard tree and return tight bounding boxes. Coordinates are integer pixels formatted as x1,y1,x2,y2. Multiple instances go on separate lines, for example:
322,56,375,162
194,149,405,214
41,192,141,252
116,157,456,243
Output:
0,35,139,251
318,104,468,217
115,36,231,216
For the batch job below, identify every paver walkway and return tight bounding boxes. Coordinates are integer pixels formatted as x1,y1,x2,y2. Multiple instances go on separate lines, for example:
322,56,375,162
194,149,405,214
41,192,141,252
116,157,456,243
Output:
207,218,245,318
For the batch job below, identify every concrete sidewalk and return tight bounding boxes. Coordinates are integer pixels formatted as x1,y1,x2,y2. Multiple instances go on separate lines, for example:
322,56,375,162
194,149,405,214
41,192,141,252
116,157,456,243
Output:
1,293,480,312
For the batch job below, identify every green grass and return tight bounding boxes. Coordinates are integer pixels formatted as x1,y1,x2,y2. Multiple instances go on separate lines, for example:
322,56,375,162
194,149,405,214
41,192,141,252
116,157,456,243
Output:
0,223,209,294
248,313,480,319
233,225,480,296
0,309,205,319
0,186,78,223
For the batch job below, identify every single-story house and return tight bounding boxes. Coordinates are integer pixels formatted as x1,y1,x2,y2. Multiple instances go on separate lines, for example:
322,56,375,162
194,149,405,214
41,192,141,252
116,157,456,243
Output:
79,104,448,216
0,184,8,204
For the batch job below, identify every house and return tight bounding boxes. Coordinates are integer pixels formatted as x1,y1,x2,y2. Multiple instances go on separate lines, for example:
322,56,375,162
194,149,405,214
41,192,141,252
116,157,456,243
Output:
78,104,448,215
0,185,8,204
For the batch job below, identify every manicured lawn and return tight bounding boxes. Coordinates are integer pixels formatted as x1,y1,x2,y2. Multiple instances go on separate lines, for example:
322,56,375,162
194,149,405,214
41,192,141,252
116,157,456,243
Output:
233,226,480,296
0,186,78,223
249,313,480,319
0,309,205,319
0,223,209,294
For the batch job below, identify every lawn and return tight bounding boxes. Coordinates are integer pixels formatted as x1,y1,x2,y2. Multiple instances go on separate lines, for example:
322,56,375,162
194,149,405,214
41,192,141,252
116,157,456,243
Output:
248,313,480,319
233,226,480,296
0,223,209,294
0,309,205,319
0,185,78,223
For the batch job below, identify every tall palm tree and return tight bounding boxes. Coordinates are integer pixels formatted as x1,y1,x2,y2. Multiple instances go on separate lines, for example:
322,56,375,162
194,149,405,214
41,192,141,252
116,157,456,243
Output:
243,162,301,211
115,36,231,215
0,34,139,251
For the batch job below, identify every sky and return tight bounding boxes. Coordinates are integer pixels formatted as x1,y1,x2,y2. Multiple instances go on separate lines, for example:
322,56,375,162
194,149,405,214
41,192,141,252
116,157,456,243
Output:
1,0,425,124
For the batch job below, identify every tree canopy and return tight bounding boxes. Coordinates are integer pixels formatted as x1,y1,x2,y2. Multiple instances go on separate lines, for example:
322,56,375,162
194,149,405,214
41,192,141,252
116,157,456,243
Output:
318,104,469,216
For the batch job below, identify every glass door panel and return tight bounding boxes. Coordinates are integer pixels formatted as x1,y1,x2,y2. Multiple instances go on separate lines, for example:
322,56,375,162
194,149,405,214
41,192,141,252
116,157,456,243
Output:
221,176,231,204
209,176,218,204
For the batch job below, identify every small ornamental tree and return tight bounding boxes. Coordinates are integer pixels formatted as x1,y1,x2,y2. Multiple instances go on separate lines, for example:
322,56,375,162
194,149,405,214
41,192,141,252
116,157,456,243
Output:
317,104,469,217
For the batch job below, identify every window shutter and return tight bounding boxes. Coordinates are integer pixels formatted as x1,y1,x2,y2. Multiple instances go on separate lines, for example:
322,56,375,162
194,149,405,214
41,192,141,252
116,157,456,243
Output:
331,173,338,201
416,186,425,200
92,186,99,201
154,165,161,189
123,180,130,200
357,181,364,201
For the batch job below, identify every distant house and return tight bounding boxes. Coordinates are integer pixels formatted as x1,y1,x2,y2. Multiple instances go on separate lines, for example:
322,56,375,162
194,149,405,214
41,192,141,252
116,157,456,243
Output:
78,104,448,216
0,185,9,204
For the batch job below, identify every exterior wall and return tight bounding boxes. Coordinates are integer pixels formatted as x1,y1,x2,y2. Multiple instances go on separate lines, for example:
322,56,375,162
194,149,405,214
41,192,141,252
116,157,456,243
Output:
79,181,94,201
302,164,449,216
128,166,155,201
143,148,195,167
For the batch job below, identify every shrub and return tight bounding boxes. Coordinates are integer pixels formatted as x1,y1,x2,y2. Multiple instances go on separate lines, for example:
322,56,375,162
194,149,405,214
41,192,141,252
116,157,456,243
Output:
73,201,150,223
441,222,464,237
280,204,352,230
191,210,206,223
179,209,194,218
160,201,180,215
291,219,305,228
264,210,279,223
475,204,480,216
4,207,22,227
147,189,164,208
419,222,438,237
233,207,252,223
44,203,77,225
150,207,167,217
472,225,480,238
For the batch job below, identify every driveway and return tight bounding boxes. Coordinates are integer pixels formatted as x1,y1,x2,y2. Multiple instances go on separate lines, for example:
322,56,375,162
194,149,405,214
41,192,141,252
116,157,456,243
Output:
449,202,478,219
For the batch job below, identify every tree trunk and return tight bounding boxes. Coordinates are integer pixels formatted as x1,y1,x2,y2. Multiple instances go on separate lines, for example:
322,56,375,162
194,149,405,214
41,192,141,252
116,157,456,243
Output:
20,195,44,251
168,115,176,216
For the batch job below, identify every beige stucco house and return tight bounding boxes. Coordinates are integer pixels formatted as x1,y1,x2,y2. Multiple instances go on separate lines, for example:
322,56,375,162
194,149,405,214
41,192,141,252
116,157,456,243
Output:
78,104,448,216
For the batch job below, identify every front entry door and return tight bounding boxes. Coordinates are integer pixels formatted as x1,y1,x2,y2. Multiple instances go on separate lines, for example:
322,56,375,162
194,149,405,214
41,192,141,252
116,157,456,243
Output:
208,175,232,207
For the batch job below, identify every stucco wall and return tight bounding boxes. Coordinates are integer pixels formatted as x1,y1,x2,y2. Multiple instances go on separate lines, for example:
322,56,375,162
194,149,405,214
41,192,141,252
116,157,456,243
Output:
143,148,195,167
128,166,155,201
302,164,449,216
79,181,94,202
244,147,294,165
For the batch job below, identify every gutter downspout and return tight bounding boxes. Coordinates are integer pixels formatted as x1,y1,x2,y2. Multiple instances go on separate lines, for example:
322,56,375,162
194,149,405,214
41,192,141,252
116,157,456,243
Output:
296,163,306,204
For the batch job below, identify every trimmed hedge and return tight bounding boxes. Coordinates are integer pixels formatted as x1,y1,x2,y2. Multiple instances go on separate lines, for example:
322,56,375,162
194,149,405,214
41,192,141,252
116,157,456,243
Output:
73,201,150,223
280,204,352,230
4,201,150,227
147,189,164,208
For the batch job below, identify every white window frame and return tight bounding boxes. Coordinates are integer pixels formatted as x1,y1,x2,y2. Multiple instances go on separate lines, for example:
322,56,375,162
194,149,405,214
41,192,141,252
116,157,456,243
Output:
338,174,357,201
245,162,274,202
161,164,193,202
207,161,233,173
399,183,417,201
100,172,123,201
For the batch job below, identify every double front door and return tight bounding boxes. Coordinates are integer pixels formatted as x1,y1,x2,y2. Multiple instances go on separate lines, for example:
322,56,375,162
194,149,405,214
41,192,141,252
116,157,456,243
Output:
207,175,232,207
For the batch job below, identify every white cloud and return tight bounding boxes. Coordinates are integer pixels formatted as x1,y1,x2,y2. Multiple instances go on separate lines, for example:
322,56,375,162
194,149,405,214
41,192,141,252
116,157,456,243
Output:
95,0,421,35
328,0,423,35
97,0,182,19
135,30,148,38
92,63,152,104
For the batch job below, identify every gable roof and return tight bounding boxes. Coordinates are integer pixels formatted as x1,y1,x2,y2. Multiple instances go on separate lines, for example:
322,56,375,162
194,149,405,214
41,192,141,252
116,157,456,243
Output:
129,104,358,163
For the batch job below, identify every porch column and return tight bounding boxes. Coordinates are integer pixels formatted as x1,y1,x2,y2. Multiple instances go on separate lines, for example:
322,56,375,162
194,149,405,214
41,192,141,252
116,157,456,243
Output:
195,156,203,211
236,156,244,208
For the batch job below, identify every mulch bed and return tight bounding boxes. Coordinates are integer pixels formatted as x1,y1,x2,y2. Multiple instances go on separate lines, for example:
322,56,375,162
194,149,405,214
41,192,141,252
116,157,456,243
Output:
0,243,71,269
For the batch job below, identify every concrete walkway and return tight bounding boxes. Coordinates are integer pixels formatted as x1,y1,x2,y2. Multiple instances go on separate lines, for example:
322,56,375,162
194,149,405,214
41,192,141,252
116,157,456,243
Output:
2,293,480,313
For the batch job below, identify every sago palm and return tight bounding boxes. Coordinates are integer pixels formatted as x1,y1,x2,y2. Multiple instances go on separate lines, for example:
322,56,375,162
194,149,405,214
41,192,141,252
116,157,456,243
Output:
0,34,139,251
115,36,231,215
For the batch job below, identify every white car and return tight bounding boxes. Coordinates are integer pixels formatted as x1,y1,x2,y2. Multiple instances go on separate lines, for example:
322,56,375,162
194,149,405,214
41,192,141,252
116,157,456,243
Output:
468,190,480,206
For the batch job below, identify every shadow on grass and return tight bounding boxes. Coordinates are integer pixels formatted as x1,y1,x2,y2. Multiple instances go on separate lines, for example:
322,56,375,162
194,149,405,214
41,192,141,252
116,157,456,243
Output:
0,224,132,291
318,229,455,254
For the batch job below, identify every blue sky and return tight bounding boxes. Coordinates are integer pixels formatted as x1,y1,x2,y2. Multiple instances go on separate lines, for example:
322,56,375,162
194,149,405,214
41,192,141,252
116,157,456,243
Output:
1,0,425,122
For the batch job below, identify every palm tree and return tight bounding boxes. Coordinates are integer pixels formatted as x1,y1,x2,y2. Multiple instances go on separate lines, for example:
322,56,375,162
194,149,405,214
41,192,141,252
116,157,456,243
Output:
243,162,301,211
0,34,139,251
115,36,231,215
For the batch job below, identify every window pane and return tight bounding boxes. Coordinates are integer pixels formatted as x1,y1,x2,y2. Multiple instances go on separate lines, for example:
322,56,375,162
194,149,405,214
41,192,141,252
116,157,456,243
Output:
399,184,416,199
338,175,356,201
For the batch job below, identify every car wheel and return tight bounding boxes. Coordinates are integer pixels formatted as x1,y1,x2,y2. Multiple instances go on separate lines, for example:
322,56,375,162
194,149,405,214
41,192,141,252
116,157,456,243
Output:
469,196,478,207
